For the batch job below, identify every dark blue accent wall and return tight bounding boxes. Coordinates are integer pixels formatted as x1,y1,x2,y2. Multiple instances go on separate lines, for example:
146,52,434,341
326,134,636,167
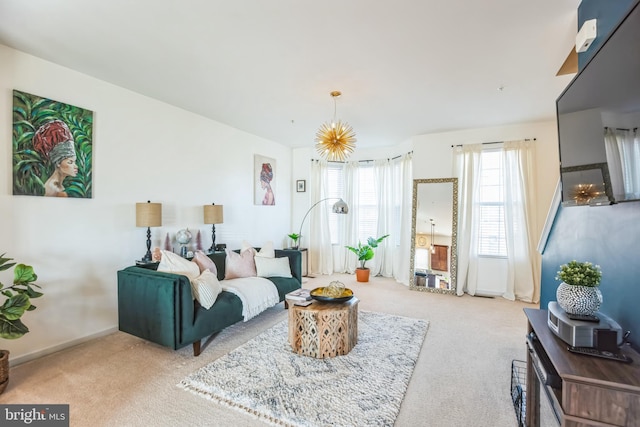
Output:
540,204,640,351
541,0,640,351
577,0,636,69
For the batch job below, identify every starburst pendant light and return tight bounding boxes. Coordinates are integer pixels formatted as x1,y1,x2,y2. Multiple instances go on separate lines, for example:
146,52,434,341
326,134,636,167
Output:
315,91,356,161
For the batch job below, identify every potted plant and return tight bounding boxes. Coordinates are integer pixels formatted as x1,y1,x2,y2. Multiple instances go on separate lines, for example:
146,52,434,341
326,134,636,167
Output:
0,253,42,394
287,233,300,249
345,235,389,282
555,260,602,315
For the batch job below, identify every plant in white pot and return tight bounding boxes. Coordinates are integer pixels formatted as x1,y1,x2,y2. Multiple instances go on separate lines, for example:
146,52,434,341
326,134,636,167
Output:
555,260,602,316
0,253,42,394
345,234,389,282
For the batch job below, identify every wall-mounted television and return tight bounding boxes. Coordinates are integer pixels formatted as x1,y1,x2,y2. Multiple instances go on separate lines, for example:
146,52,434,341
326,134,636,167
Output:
556,0,640,206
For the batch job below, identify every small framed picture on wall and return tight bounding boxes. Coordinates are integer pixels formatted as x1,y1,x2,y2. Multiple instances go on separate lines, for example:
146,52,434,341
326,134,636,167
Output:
296,180,306,192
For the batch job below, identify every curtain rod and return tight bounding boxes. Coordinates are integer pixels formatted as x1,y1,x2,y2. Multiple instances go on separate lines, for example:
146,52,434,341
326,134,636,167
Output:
451,138,536,148
311,150,413,164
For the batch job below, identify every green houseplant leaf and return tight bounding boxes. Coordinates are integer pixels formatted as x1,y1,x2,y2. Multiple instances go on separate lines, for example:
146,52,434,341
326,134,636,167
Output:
345,234,389,269
0,254,41,340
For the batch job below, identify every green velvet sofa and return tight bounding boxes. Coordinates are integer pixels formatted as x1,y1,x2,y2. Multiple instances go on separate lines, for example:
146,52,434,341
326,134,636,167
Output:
117,249,301,356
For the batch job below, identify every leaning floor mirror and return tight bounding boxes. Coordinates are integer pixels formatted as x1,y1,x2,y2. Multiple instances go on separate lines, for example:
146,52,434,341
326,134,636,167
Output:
410,178,458,294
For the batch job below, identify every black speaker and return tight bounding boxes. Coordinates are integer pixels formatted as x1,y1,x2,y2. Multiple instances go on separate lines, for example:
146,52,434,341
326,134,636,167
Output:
594,329,619,352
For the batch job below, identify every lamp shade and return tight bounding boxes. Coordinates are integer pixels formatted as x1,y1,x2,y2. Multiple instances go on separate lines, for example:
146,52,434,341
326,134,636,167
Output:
136,202,162,227
332,198,349,214
204,204,224,224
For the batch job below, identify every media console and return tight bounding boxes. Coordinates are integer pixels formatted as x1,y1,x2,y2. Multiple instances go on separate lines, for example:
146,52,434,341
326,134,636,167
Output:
524,308,640,426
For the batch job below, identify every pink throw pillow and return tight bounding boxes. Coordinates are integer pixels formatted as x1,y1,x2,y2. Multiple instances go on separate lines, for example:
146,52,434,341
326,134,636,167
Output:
193,251,217,275
225,248,257,279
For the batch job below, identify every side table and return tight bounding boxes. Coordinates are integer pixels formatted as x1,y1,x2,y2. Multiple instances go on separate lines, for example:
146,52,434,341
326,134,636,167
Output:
288,297,358,358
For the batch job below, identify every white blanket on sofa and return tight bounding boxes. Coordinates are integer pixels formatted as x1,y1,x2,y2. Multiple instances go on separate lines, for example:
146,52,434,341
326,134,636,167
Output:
221,277,280,321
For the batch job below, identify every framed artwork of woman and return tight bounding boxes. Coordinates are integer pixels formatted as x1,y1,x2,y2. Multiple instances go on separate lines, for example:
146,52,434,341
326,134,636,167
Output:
254,154,276,205
12,90,93,198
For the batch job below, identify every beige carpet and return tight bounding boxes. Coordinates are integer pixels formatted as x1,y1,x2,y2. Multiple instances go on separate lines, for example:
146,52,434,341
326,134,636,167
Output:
1,274,535,426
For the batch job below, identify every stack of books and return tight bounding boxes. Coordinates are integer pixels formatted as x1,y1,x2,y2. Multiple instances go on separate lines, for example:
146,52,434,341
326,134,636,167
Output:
286,289,312,306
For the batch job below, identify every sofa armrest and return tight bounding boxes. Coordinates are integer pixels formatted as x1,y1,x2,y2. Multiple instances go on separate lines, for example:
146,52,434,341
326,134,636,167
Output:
117,266,194,350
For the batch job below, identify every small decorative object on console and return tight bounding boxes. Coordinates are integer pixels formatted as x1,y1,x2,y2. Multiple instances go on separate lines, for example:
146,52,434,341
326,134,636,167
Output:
176,228,192,258
555,260,602,315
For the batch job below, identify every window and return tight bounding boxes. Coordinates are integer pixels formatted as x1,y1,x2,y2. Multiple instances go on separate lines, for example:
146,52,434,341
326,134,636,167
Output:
477,150,506,257
326,162,378,244
326,163,344,243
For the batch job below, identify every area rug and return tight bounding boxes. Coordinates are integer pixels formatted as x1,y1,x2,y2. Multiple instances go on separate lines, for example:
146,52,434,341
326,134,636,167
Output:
179,310,429,427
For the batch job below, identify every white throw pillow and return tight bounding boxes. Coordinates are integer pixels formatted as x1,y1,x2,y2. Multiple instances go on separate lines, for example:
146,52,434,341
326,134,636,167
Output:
240,240,257,255
255,256,292,278
255,240,275,258
190,269,222,309
157,250,200,280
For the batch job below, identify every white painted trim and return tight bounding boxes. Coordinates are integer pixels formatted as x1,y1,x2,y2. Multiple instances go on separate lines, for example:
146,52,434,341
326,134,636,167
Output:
8,326,119,367
537,179,562,254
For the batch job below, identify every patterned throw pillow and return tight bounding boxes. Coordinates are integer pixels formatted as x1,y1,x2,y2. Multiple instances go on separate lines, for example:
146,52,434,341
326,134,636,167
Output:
225,248,257,279
190,269,222,309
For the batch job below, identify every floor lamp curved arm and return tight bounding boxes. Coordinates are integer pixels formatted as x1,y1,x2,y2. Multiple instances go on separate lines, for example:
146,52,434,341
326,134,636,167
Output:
297,198,348,248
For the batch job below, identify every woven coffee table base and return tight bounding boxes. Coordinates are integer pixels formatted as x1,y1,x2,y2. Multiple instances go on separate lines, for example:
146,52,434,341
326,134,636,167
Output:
288,298,358,358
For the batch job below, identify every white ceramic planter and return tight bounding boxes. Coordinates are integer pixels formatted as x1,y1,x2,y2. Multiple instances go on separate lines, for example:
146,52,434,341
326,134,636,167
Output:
556,282,602,315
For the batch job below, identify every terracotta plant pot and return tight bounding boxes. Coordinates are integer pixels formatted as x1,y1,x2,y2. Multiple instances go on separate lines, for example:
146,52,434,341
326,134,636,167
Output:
0,350,8,394
355,268,370,282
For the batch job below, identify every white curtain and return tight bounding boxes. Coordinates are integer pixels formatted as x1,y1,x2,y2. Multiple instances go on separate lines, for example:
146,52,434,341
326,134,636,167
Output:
312,153,413,281
617,128,640,198
454,141,537,302
372,159,392,277
503,140,536,302
337,161,360,273
308,160,333,275
604,127,640,200
604,128,625,199
454,144,482,296
394,153,413,285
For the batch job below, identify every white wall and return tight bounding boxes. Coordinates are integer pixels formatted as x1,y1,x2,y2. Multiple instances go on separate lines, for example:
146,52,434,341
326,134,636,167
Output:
411,121,560,300
0,45,293,364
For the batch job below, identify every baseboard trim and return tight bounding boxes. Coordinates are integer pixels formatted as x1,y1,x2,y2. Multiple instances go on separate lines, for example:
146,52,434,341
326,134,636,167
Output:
9,326,119,367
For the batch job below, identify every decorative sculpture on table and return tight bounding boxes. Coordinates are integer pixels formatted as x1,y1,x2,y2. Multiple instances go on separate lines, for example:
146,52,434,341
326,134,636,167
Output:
176,228,193,258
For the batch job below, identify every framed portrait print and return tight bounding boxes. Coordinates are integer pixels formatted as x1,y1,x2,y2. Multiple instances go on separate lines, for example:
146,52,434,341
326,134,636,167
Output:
254,154,276,205
12,90,94,198
296,180,306,193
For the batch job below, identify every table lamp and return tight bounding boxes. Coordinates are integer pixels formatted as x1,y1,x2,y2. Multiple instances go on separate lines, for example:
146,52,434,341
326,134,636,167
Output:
204,203,224,252
136,200,162,262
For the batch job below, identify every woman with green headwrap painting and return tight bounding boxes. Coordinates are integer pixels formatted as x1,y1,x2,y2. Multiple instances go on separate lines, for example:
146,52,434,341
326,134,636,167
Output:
32,120,78,197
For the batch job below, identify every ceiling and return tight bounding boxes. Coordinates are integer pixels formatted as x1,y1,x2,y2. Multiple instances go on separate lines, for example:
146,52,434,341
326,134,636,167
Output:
0,0,579,150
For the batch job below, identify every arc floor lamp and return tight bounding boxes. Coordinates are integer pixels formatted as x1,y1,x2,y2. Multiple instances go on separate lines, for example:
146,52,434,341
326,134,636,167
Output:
296,198,349,248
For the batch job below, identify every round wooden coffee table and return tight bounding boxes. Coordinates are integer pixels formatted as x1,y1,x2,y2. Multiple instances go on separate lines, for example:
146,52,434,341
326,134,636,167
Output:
288,297,359,358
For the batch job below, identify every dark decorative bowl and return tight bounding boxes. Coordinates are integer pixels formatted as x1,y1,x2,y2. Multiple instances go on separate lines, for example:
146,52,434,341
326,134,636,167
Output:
310,287,354,303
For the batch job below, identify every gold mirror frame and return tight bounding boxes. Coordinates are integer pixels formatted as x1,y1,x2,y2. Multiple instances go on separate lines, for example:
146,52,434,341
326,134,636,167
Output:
409,178,458,294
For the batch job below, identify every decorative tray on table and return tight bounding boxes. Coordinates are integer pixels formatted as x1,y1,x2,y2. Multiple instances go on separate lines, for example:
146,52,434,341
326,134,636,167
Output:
310,286,354,303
